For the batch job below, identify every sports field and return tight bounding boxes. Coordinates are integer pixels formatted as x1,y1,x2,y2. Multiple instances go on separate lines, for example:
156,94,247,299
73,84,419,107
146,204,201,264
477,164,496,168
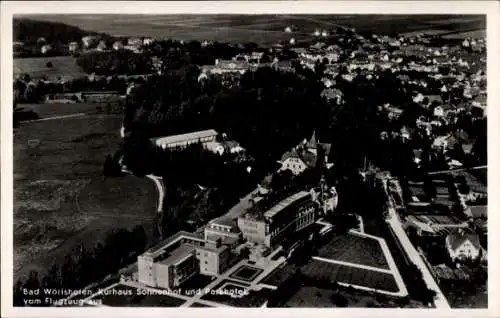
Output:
13,56,86,81
28,14,485,44
14,114,158,280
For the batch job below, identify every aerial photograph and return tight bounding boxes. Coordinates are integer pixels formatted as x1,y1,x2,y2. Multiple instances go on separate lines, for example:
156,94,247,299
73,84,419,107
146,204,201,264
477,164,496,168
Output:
12,14,487,308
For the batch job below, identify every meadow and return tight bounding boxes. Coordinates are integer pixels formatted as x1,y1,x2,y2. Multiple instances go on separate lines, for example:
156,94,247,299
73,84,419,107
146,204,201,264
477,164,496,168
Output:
13,55,85,81
14,114,158,280
16,102,102,118
29,14,486,44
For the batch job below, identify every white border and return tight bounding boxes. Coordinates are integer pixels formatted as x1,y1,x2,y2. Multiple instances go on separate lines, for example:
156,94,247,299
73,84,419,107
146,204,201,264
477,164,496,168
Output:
1,1,499,318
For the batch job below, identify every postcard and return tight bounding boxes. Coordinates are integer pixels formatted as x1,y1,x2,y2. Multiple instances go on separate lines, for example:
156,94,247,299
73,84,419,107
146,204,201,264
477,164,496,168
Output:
1,1,498,317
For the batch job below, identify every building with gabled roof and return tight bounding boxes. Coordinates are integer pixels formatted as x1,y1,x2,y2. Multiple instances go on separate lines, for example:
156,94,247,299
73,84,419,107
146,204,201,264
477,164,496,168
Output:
151,129,218,150
445,233,481,261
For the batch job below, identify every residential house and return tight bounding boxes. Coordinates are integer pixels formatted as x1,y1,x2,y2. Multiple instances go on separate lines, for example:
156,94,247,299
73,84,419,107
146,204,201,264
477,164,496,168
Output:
143,38,154,46
278,148,315,175
445,233,482,261
321,88,343,104
113,41,124,51
69,41,79,53
96,40,107,51
205,140,245,156
82,35,98,48
41,44,52,55
208,59,252,75
128,37,143,47
272,60,295,73
278,131,332,175
406,215,469,237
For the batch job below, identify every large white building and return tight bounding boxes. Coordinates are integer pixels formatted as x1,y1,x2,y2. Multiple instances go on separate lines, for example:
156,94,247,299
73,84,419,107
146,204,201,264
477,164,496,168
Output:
151,129,218,150
138,230,232,289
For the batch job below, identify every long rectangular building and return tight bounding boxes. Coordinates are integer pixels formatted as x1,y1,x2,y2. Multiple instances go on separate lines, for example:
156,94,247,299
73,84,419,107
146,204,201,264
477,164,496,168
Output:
151,129,218,150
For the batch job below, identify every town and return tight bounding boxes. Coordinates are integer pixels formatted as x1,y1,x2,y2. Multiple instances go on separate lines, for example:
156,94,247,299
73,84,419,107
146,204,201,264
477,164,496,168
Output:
12,15,487,309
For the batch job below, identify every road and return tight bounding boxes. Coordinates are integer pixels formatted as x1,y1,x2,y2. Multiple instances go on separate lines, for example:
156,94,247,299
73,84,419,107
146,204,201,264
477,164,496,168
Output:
382,178,451,309
146,174,165,214
427,165,487,175
22,113,86,122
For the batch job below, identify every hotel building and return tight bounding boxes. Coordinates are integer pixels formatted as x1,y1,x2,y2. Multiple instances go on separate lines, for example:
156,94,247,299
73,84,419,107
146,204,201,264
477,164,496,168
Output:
138,230,231,289
237,191,317,248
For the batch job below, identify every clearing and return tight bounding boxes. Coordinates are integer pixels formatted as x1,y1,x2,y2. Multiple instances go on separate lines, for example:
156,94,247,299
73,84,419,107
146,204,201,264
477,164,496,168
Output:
14,56,86,81
14,114,158,280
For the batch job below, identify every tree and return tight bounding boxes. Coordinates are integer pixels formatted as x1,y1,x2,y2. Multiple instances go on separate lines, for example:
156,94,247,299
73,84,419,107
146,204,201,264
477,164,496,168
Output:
60,255,77,289
42,264,61,289
131,225,148,254
13,279,24,306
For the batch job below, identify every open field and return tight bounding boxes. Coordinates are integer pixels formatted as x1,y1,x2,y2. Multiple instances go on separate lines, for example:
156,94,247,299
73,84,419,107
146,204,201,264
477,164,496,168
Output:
14,56,85,81
316,233,390,269
27,14,485,44
14,114,158,280
16,103,103,119
301,259,399,292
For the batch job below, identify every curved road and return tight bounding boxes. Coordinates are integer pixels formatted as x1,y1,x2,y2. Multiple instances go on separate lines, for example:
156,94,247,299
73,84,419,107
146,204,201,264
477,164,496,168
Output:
146,174,165,214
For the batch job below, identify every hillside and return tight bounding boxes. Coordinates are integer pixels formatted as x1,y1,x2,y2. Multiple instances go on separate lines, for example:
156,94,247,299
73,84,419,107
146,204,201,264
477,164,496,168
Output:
13,18,102,44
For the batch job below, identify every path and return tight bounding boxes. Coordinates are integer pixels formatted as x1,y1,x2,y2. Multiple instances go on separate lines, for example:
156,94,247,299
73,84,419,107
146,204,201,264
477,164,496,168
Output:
382,178,451,309
146,174,165,213
23,113,86,122
427,165,487,175
312,256,393,274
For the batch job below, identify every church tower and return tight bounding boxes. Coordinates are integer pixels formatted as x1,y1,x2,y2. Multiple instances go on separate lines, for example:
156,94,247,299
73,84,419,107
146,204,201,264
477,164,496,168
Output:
306,130,318,155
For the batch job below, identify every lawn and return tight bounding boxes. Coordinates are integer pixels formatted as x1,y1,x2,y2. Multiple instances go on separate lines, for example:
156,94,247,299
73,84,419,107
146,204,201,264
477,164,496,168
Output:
301,259,399,293
259,263,297,287
14,56,86,81
30,14,485,43
316,233,390,270
92,284,186,307
14,114,159,280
